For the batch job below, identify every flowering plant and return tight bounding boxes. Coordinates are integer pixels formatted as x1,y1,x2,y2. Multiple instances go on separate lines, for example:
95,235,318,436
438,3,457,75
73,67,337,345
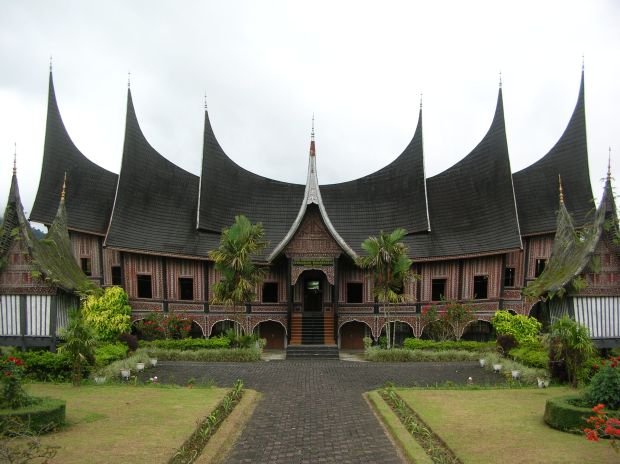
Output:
586,355,620,410
584,403,620,451
0,356,35,409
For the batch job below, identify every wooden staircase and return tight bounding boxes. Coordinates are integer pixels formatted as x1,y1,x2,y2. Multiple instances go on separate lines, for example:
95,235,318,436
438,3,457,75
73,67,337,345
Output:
323,312,336,345
290,312,302,345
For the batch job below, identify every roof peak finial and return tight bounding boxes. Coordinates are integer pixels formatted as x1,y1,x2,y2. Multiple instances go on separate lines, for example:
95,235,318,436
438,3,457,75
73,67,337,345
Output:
419,92,423,110
608,147,612,180
49,55,53,73
204,92,207,110
582,54,585,72
499,70,502,89
558,174,564,205
128,71,131,89
13,142,16,175
311,113,315,141
61,172,67,202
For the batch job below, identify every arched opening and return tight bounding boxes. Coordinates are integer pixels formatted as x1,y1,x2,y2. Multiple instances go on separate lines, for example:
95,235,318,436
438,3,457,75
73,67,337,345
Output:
529,301,551,331
380,321,414,348
461,320,495,342
210,320,244,337
254,320,286,349
130,319,142,337
339,321,372,349
189,321,204,338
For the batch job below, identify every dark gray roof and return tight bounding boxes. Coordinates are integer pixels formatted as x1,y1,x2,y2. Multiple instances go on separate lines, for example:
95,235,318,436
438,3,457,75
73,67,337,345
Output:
197,110,305,256
320,109,429,254
104,90,219,257
405,88,522,259
30,72,118,235
513,71,594,236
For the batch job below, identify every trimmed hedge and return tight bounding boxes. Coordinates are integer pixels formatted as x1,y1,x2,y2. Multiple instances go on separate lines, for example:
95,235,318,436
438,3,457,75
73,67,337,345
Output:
0,397,66,434
95,343,129,367
141,337,231,351
508,346,548,369
543,395,620,433
403,338,495,352
148,347,260,362
366,347,479,362
15,351,73,382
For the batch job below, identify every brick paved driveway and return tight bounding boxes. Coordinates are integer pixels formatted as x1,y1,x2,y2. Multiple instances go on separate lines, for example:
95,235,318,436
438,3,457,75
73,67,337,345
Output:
149,360,500,463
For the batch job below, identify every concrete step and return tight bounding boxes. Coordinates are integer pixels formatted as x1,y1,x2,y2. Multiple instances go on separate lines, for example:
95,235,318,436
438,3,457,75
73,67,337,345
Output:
286,345,340,359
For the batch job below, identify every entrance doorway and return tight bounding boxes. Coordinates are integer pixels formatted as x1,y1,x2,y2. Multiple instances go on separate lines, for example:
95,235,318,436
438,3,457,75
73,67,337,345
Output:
303,271,323,312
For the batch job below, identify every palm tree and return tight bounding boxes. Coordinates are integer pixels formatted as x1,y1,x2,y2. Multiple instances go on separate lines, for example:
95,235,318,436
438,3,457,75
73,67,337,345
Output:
58,307,97,385
208,215,267,336
549,315,595,388
356,228,415,348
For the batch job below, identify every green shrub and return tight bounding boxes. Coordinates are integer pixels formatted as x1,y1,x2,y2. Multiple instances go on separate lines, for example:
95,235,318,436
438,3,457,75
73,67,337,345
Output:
94,343,128,367
15,351,73,382
163,314,192,339
118,333,138,352
147,347,261,363
82,287,132,341
365,347,479,362
142,337,231,351
0,397,66,434
491,311,541,345
549,315,595,388
496,334,517,355
402,338,495,352
544,395,620,433
509,345,548,369
585,356,620,410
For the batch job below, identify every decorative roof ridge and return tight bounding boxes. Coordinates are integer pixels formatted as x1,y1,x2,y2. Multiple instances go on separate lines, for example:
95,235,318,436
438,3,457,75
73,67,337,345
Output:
268,126,357,261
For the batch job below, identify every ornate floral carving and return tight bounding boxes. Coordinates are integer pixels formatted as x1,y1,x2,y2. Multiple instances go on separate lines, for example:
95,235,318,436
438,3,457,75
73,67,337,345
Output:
284,207,342,258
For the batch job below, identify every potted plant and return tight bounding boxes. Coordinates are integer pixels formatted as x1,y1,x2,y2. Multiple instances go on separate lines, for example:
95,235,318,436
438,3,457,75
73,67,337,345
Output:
479,358,486,368
93,369,107,384
493,363,503,373
136,362,145,372
511,370,521,380
149,357,158,367
120,361,131,380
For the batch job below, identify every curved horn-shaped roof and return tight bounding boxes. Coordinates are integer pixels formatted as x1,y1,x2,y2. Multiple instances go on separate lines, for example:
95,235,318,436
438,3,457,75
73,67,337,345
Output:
104,89,219,257
405,88,522,259
513,71,593,235
321,108,429,254
30,71,118,235
197,109,305,258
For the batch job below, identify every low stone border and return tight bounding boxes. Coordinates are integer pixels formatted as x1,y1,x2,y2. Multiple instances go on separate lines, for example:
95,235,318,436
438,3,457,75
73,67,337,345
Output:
544,395,620,433
0,397,66,434
169,380,244,463
379,386,462,464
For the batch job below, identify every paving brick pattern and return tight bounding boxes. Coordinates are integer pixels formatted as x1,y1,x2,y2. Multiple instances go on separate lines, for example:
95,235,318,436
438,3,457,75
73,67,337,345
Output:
148,360,501,463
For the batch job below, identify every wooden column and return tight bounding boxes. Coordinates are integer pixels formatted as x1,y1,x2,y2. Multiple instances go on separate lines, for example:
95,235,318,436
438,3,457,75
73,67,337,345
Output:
162,257,169,312
203,261,210,313
287,257,292,342
333,257,339,341
49,295,58,352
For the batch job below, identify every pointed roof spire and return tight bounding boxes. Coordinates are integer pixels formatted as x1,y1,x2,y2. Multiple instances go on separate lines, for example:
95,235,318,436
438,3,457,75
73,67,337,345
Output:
558,174,564,205
49,55,53,73
127,71,131,88
309,114,316,157
13,142,16,175
608,147,612,180
499,70,502,88
204,92,207,110
419,92,423,110
60,172,67,202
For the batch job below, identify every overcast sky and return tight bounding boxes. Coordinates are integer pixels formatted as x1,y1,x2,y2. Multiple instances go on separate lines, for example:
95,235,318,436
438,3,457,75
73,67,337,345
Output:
1,1,619,222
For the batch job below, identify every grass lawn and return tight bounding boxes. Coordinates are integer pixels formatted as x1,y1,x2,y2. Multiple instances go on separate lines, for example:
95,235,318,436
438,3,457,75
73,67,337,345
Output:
25,383,227,463
396,387,618,464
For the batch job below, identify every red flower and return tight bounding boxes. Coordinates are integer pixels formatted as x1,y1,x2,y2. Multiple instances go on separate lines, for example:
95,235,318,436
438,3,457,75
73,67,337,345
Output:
592,404,606,414
585,428,599,441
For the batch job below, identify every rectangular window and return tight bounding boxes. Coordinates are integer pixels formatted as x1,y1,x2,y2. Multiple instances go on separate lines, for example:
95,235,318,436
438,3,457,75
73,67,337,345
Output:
431,278,446,301
473,275,488,299
262,282,278,303
80,257,92,276
504,267,515,287
535,259,547,278
111,266,122,285
346,282,363,303
178,278,194,301
137,274,152,299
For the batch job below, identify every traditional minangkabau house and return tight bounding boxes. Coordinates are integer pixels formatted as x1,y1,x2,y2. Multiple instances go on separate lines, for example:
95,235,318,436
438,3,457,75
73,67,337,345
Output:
20,67,619,350
0,161,93,350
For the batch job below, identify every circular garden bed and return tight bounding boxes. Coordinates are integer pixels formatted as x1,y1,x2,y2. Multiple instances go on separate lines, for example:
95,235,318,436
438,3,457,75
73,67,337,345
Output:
0,397,66,434
544,395,620,433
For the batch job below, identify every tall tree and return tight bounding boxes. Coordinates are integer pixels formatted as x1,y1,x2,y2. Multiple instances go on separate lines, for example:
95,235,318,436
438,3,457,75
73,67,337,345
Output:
356,228,415,348
208,215,267,335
